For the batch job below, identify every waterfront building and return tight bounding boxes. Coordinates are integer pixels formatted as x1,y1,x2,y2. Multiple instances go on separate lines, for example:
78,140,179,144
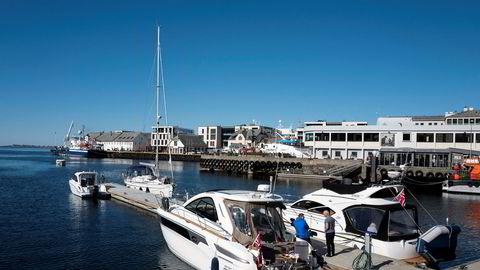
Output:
303,108,480,166
151,126,193,152
234,124,275,135
227,127,272,149
89,131,151,151
168,134,207,154
198,126,222,149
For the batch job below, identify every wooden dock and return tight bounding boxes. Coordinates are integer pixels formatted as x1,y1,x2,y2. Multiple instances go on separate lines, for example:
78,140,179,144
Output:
103,183,161,213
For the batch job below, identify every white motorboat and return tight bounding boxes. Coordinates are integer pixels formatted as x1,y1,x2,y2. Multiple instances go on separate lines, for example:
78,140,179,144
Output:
156,185,322,270
283,185,460,263
124,165,173,197
69,171,110,199
123,26,175,197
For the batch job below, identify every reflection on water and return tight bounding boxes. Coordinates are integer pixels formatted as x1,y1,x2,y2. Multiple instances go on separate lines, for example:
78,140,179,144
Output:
0,148,478,269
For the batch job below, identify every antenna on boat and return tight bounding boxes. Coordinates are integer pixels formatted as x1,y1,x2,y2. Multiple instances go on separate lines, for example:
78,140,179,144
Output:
158,25,175,181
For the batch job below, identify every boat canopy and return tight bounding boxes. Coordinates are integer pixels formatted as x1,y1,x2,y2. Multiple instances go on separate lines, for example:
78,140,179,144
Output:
126,165,154,177
343,203,419,242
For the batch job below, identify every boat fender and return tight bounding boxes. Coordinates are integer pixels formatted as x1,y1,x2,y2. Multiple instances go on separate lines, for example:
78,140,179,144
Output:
435,173,444,180
297,162,303,169
475,182,480,188
380,169,387,175
415,171,424,178
406,171,414,178
468,182,473,188
210,257,219,270
426,172,435,179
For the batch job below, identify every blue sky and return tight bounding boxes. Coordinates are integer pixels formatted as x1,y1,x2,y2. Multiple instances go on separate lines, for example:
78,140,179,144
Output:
1,0,479,145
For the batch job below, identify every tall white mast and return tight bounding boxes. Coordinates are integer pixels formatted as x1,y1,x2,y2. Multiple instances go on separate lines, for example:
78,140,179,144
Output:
155,26,160,176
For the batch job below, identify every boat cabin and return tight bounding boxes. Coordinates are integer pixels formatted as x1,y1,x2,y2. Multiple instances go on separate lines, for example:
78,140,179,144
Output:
182,190,290,246
125,165,155,178
71,172,97,187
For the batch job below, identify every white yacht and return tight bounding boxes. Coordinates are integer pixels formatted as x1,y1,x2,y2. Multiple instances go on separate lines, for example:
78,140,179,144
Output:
283,185,460,263
124,165,173,197
123,26,174,197
69,171,109,199
156,185,322,270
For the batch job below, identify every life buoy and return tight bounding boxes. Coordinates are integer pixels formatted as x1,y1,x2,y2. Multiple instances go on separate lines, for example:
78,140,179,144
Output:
415,171,424,178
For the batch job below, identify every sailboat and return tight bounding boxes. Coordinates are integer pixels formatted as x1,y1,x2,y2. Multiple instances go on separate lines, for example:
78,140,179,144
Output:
123,26,174,198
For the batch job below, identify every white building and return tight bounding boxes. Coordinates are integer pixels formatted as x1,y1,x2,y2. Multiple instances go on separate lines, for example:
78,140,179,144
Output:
151,125,193,151
198,126,222,149
168,134,207,154
303,108,480,163
90,131,151,151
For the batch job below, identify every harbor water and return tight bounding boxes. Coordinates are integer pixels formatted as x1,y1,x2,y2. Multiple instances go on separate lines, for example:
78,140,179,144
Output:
0,147,478,269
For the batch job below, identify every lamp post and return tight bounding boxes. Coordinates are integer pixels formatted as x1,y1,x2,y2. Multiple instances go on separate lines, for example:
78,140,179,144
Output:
470,119,473,158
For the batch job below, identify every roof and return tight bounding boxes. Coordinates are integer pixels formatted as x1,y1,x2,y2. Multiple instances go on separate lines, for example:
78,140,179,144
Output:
176,134,207,148
411,115,445,121
93,132,122,142
206,190,284,203
228,128,272,143
446,110,480,118
115,132,147,142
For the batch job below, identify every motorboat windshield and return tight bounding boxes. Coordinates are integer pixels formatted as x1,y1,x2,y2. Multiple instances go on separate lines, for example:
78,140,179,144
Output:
77,173,96,187
126,165,154,178
225,200,288,246
344,204,419,242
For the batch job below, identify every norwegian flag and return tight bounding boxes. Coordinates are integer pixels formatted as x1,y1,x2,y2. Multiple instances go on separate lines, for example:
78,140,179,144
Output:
253,232,262,248
394,188,406,207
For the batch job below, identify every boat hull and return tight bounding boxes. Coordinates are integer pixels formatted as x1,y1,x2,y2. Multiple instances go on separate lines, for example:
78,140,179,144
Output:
157,208,257,270
124,181,174,197
69,180,96,198
442,180,480,194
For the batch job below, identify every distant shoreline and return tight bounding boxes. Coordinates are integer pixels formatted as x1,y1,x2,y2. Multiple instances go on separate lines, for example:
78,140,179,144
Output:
0,144,54,149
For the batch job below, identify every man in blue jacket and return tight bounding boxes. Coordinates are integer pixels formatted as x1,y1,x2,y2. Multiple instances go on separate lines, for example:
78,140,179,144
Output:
292,213,310,243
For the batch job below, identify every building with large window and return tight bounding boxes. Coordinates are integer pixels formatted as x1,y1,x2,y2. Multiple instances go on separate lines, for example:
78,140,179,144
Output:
198,126,222,149
303,108,480,165
151,126,193,151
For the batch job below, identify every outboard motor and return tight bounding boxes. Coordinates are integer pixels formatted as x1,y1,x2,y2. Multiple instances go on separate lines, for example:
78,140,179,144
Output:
416,225,461,264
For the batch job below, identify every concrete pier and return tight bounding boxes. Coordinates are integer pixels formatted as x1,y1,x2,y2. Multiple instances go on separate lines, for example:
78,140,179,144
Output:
103,183,162,213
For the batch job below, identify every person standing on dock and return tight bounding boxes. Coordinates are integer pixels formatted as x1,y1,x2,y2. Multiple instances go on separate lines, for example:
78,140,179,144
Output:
292,213,310,243
324,210,335,257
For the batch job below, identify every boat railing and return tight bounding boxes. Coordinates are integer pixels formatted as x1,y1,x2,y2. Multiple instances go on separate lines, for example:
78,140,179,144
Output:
171,206,231,239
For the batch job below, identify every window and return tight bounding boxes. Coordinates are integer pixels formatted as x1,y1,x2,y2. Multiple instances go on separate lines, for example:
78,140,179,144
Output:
309,206,335,215
403,133,411,141
389,209,418,239
453,119,458,125
305,133,313,141
292,200,323,210
428,123,432,126
229,205,251,236
434,123,438,125
458,119,463,125
331,133,346,141
455,133,473,143
415,123,419,126
420,123,424,126
477,134,480,143
347,133,362,142
476,119,480,125
322,150,328,157
335,151,341,157
464,119,469,125
345,207,385,234
185,197,218,222
315,133,329,141
350,152,358,158
364,133,379,142
417,133,434,143
436,133,453,143
447,119,452,125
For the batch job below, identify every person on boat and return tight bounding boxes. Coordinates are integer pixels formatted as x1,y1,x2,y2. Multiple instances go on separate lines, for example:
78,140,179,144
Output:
367,222,378,235
324,210,335,257
292,213,310,243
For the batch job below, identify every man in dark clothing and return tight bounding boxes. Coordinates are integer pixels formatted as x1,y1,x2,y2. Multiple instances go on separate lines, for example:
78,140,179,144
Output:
324,210,335,257
291,213,310,243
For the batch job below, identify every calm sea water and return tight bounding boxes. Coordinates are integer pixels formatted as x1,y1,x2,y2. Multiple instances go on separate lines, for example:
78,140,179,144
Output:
0,147,478,269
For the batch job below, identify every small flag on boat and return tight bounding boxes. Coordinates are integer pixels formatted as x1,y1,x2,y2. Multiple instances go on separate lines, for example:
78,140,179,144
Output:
253,232,262,248
394,188,406,207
